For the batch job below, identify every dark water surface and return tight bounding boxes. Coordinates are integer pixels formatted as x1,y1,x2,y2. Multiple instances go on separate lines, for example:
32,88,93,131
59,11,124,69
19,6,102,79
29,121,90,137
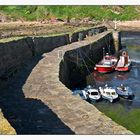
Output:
87,33,140,134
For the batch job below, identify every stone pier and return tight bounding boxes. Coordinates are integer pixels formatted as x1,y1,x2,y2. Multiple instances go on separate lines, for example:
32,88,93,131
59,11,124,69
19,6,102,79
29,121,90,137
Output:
0,31,133,134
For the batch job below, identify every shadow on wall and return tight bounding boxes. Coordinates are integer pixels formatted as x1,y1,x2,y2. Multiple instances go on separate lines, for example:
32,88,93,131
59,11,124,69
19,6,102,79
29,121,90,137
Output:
0,28,109,134
59,51,87,90
0,56,74,134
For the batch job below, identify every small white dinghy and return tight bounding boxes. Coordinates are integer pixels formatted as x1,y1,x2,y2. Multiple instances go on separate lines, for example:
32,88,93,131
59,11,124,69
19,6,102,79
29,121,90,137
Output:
99,84,119,103
84,85,101,102
116,84,134,99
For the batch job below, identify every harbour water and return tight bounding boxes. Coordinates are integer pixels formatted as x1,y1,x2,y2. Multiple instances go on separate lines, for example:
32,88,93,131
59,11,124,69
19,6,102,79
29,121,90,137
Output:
85,32,140,134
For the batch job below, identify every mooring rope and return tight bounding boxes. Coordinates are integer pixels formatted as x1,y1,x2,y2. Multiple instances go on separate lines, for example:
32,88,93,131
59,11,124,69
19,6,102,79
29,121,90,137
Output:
80,49,96,65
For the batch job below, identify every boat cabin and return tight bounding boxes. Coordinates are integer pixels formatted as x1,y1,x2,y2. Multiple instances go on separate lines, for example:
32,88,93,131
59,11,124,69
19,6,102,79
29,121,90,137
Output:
87,91,99,95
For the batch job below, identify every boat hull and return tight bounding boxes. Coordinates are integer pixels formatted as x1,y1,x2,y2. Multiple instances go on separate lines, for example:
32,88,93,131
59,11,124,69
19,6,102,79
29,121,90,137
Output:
115,67,129,72
88,97,101,102
95,66,115,73
88,95,101,102
101,94,119,102
118,94,134,99
115,64,131,72
116,88,134,99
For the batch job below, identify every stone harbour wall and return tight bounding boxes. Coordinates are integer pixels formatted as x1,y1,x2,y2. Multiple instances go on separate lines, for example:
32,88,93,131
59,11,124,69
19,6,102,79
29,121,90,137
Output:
0,26,107,80
0,28,132,134
60,32,115,89
70,26,107,43
34,34,70,55
0,38,33,78
0,34,70,79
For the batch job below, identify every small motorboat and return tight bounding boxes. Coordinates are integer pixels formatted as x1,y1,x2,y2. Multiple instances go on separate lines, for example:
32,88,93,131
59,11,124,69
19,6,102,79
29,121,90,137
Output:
99,84,119,103
72,85,101,102
115,50,131,72
84,85,101,102
116,84,134,99
76,85,101,102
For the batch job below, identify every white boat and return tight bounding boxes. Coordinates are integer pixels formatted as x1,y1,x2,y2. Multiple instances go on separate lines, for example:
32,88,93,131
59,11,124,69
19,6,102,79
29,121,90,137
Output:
72,85,101,102
86,88,101,102
116,84,134,99
99,84,119,103
84,85,101,102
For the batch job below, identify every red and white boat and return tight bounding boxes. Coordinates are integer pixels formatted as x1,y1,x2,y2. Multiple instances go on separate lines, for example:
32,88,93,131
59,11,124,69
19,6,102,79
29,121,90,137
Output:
115,51,131,72
94,52,118,73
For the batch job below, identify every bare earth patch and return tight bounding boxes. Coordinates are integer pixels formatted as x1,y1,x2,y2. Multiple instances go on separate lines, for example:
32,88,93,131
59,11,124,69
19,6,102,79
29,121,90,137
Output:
0,21,95,39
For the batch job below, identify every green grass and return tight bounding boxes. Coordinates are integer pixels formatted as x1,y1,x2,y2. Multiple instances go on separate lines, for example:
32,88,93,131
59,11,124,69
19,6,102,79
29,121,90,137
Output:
95,102,140,134
0,6,140,21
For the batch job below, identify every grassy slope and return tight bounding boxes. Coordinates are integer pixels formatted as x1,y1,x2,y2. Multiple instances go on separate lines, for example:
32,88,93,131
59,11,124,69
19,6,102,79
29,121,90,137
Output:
0,6,140,21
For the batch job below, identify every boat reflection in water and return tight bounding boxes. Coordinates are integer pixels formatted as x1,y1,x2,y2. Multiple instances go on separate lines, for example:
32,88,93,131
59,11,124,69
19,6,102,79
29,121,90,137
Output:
88,71,129,84
115,73,129,81
92,71,113,83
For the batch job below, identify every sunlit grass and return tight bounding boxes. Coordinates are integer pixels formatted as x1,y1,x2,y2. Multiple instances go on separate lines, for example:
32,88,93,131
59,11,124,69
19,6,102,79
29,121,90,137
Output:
0,6,139,21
